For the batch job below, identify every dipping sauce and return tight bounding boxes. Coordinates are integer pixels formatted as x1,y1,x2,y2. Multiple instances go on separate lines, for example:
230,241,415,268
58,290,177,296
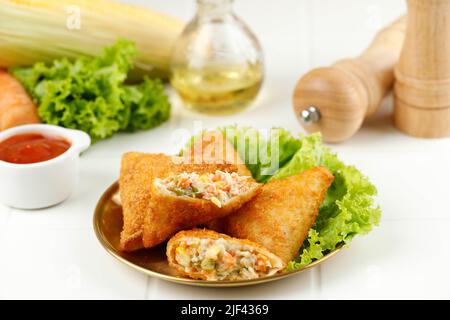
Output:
0,133,71,164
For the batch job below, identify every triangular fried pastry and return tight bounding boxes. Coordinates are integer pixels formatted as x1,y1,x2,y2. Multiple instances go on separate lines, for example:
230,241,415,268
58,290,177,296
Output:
142,170,261,248
183,130,256,231
120,131,256,251
222,167,334,264
167,229,285,281
119,153,178,251
119,152,247,251
182,130,252,177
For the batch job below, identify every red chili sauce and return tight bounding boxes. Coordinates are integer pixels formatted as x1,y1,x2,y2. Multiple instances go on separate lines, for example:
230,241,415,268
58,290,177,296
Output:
0,133,71,164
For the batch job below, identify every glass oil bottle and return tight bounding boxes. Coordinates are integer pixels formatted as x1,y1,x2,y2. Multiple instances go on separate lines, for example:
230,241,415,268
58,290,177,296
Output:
170,0,264,115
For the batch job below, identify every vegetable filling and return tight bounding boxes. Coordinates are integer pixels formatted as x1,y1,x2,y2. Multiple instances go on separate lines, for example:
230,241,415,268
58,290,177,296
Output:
155,170,256,207
175,238,277,280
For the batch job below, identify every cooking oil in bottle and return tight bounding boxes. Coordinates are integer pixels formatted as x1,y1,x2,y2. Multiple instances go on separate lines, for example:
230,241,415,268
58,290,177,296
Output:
170,0,264,115
171,63,263,115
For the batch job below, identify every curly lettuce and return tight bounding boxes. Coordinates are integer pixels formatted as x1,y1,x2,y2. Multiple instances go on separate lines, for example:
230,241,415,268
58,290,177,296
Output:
218,126,381,270
220,126,302,183
11,39,170,142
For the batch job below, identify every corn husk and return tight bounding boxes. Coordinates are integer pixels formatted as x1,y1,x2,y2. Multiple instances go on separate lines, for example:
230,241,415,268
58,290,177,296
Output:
0,0,185,78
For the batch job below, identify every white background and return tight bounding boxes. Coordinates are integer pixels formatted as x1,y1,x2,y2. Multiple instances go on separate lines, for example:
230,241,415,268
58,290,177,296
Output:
1,0,450,299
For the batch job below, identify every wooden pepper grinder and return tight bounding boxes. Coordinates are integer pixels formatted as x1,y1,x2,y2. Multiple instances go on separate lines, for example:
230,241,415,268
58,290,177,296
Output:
293,17,406,143
394,0,450,138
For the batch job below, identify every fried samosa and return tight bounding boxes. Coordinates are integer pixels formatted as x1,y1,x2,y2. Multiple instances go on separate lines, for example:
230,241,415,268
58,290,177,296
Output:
182,130,252,177
221,167,334,264
119,153,179,251
167,229,285,281
119,152,250,251
119,130,255,252
142,170,261,248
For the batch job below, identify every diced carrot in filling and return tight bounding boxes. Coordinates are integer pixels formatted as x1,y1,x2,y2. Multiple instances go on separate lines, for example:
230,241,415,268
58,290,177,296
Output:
174,238,278,281
154,170,257,207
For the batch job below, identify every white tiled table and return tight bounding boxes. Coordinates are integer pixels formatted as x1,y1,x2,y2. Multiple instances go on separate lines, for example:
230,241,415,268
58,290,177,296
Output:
1,0,450,299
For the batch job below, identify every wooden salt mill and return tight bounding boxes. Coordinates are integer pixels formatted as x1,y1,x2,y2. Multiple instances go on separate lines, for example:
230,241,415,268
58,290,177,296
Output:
394,0,450,138
293,17,406,143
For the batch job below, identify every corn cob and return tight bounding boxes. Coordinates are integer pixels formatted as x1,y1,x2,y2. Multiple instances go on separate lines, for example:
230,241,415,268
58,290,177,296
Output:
0,0,185,78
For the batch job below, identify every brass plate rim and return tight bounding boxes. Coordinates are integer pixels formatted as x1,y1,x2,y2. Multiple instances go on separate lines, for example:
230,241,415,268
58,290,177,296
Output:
93,181,343,288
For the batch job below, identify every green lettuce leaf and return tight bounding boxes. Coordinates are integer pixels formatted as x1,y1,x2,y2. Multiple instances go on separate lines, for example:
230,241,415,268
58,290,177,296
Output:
217,127,381,270
220,126,302,183
122,77,171,132
274,134,380,270
11,39,170,142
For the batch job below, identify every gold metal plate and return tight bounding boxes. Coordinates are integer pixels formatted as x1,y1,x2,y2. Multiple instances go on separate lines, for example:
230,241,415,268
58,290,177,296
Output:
93,181,343,287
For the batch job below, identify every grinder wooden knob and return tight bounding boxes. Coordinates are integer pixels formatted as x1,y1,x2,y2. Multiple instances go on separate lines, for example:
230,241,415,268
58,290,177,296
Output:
293,17,406,143
394,0,450,138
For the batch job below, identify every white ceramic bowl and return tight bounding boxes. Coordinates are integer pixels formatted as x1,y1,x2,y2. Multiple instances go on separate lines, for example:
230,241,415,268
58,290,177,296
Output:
0,124,91,209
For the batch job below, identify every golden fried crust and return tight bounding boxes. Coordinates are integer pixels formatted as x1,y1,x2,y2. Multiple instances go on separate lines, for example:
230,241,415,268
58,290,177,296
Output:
119,153,175,251
167,229,285,280
120,131,254,252
119,152,246,251
223,167,334,264
142,178,261,248
186,130,254,231
184,130,252,177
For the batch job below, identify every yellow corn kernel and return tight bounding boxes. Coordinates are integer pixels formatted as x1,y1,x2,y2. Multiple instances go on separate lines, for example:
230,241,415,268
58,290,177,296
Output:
210,197,222,208
0,0,184,79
